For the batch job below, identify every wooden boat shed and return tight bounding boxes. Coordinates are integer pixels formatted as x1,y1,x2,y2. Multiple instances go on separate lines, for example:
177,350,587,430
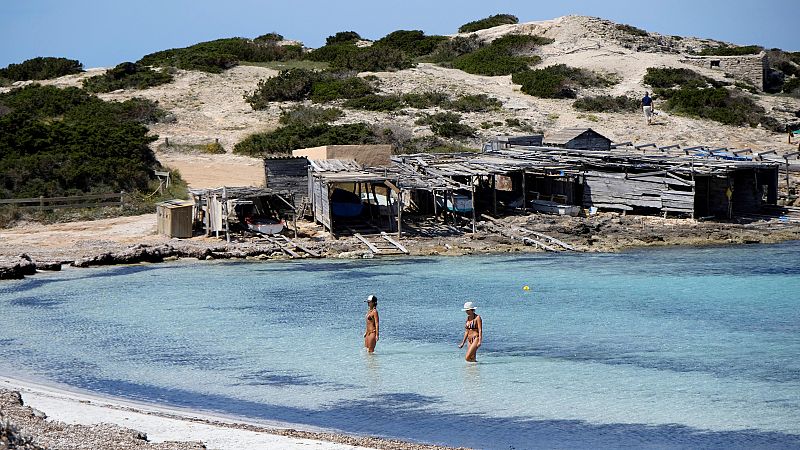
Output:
543,128,612,151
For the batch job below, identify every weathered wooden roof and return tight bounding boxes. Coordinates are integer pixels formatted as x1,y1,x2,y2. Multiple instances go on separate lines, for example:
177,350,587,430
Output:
544,128,610,145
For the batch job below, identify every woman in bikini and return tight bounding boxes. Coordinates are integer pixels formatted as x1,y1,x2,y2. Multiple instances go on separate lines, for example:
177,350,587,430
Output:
364,294,379,353
458,301,482,362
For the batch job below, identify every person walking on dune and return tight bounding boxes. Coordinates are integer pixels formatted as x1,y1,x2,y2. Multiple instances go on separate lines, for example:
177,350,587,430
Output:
458,302,482,362
642,92,654,125
364,295,379,353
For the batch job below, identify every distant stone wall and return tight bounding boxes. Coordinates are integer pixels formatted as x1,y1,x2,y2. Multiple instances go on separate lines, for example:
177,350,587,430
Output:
680,52,767,90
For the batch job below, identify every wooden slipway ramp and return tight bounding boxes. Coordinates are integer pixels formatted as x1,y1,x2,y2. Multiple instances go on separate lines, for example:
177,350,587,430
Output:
479,215,577,252
253,234,320,258
354,232,409,256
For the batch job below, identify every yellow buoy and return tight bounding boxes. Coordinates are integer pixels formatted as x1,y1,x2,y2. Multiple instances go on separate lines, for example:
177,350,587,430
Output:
523,285,530,291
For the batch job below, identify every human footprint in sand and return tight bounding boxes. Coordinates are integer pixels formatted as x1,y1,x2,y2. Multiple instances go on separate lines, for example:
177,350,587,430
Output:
364,294,379,353
458,302,482,362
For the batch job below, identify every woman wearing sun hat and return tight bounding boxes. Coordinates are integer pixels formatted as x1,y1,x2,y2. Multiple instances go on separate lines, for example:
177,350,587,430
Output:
364,294,379,353
458,301,482,362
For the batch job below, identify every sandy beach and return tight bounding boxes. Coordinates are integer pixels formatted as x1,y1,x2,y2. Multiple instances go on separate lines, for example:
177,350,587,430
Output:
0,375,460,450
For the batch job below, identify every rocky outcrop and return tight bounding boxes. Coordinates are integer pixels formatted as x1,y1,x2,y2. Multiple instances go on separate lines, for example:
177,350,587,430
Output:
0,254,37,280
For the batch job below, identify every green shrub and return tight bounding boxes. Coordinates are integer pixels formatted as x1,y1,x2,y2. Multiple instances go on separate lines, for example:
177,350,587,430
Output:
326,31,362,45
615,24,648,37
305,43,359,63
0,57,83,81
82,62,173,93
447,94,502,112
512,64,613,98
138,37,302,73
306,43,413,72
698,45,762,56
415,112,474,138
233,123,379,156
254,32,284,43
458,14,518,33
278,105,344,126
309,75,374,102
450,34,549,76
343,94,405,111
245,68,320,108
374,30,448,57
505,118,521,127
643,67,718,88
427,35,482,63
784,77,800,96
401,91,450,108
659,86,764,126
0,84,160,198
573,95,640,112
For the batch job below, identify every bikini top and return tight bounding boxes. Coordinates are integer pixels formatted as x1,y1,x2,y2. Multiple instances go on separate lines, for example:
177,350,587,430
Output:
465,317,479,330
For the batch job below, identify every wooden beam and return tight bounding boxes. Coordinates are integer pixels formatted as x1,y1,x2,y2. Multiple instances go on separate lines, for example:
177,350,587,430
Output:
355,233,380,254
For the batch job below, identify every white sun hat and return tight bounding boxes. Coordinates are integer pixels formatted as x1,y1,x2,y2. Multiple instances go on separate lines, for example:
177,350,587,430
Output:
365,294,377,303
462,301,477,311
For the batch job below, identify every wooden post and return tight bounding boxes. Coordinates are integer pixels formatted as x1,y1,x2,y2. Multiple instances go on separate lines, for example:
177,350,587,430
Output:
522,170,527,212
222,187,230,244
471,176,477,234
165,137,170,147
397,189,403,237
492,174,497,217
785,157,791,194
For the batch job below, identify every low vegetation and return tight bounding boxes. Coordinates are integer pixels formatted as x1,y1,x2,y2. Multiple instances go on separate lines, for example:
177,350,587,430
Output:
448,35,553,76
244,68,322,107
458,14,519,33
447,94,502,112
309,74,375,102
697,45,763,56
415,112,475,138
615,24,648,37
512,64,617,98
644,67,768,127
0,84,171,200
278,105,344,126
573,95,640,112
82,62,174,93
401,91,450,108
0,57,83,81
233,123,384,156
138,37,303,73
342,94,405,111
425,35,483,64
305,31,415,72
374,30,448,58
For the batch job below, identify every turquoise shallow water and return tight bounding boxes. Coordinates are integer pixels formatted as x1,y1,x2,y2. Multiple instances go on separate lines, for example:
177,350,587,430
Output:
1,242,800,449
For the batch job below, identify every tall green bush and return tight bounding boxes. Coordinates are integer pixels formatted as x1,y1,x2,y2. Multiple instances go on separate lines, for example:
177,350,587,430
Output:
233,123,379,156
450,34,549,76
458,14,519,33
245,68,320,108
659,86,764,126
573,95,640,112
615,24,648,37
0,57,83,81
512,65,614,98
342,94,405,111
643,67,717,88
0,85,160,198
82,62,173,93
374,30,447,57
698,45,762,56
278,105,344,126
326,31,362,45
309,75,374,102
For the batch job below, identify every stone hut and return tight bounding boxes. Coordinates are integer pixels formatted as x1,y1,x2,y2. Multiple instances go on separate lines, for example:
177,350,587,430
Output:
680,52,768,91
543,128,612,151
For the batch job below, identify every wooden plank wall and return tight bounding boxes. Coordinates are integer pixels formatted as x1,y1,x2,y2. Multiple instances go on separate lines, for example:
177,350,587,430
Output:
582,171,694,213
264,158,308,207
311,178,331,230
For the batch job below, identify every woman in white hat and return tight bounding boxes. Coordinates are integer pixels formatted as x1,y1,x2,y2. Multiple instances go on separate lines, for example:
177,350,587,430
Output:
364,294,379,353
458,301,482,362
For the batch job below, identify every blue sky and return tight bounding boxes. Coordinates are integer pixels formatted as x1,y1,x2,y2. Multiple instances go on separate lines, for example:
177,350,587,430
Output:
1,0,796,68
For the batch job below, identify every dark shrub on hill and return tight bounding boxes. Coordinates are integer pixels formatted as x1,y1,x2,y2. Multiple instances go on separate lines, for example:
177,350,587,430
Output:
402,91,450,108
458,14,518,33
138,37,302,73
374,30,448,57
233,123,378,156
279,105,343,126
255,32,284,43
447,94,502,112
343,94,405,111
784,77,800,96
82,62,173,93
615,24,648,37
451,34,550,76
415,112,474,138
245,68,320,108
305,43,359,63
307,43,413,72
643,67,717,88
428,35,482,63
326,31,362,45
0,57,83,81
659,86,764,126
573,95,640,112
698,45,763,56
309,75,374,102
0,84,160,198
512,64,614,98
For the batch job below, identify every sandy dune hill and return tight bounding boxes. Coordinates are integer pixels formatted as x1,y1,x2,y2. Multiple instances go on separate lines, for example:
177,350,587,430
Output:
3,15,799,190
